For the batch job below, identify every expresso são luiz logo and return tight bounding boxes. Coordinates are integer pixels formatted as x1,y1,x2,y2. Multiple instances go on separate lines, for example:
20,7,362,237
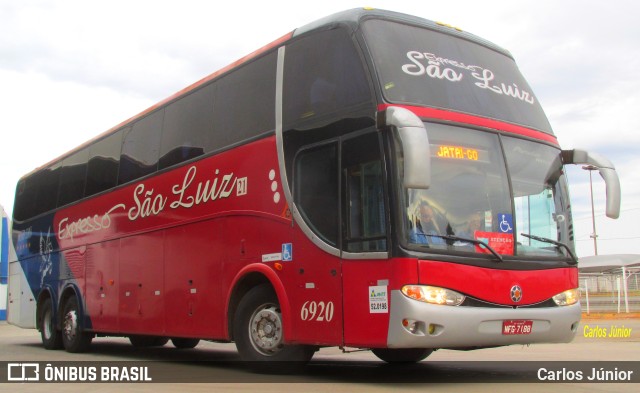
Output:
510,285,523,303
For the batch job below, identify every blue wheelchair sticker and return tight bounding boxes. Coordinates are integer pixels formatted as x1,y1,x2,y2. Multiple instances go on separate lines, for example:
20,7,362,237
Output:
282,243,293,261
498,214,513,234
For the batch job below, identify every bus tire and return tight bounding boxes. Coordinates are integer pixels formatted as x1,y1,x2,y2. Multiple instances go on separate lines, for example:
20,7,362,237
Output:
371,348,433,363
129,335,169,347
171,338,200,349
233,284,315,362
39,297,63,350
61,297,93,353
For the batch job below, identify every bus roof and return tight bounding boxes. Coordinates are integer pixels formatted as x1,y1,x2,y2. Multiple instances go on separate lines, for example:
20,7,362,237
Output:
294,8,513,58
23,7,512,180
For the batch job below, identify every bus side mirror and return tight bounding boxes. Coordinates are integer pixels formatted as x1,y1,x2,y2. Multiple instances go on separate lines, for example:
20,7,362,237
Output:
562,149,621,219
385,106,431,189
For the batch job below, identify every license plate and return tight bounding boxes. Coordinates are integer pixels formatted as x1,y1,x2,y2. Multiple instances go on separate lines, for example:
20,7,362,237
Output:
502,320,533,335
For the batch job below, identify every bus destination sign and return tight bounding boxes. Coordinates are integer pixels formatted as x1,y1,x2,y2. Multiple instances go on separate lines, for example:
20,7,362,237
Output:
434,144,487,162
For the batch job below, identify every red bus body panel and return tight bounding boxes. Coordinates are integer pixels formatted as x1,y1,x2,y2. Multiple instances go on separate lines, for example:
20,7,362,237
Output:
342,258,417,347
55,135,347,344
55,137,284,338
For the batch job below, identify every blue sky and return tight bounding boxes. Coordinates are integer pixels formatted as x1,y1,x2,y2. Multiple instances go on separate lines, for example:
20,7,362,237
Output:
1,0,638,257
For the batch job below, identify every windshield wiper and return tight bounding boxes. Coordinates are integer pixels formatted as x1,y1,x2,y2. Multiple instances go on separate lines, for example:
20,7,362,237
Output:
519,233,578,265
422,234,503,262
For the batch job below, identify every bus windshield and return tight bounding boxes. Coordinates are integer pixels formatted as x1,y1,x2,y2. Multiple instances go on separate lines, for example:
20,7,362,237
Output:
399,123,573,260
362,19,553,134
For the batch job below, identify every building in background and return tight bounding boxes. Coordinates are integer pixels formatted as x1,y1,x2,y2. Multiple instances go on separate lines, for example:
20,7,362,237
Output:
0,205,8,320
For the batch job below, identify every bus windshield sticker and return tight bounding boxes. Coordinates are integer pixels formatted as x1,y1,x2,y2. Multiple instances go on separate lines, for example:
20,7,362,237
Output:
474,231,514,255
498,214,514,234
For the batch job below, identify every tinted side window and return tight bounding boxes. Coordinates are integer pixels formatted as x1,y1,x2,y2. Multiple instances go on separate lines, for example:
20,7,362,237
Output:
85,130,122,197
342,132,387,252
119,111,163,185
58,148,89,207
13,178,36,221
159,84,215,170
213,51,277,146
35,164,60,215
283,28,371,129
294,143,339,246
15,164,61,220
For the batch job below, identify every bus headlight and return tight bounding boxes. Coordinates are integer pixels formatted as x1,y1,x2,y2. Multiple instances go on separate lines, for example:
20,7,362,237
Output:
552,289,579,306
401,285,465,306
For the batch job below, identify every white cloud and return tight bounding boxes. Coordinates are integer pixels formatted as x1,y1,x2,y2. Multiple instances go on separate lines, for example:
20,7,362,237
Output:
0,69,152,212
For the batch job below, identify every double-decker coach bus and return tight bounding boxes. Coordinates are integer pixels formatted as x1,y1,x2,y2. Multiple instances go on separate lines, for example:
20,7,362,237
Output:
8,8,620,362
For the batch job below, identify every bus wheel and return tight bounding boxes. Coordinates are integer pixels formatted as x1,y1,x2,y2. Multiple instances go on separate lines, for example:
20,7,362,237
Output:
129,335,169,347
61,297,93,353
233,284,315,362
39,298,63,350
372,348,433,363
171,338,200,349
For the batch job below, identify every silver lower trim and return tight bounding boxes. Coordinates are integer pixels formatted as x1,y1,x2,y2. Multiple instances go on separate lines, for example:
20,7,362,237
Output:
387,290,580,349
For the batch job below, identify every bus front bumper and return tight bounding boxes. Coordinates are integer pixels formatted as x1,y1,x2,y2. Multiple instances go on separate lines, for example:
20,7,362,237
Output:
387,290,581,349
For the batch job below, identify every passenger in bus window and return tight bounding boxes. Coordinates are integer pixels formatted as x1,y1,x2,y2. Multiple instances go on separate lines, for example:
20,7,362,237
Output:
456,211,483,240
409,200,445,245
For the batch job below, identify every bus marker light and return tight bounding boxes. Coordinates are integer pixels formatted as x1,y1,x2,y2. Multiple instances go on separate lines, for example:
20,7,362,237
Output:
403,286,422,300
402,319,421,334
274,262,283,271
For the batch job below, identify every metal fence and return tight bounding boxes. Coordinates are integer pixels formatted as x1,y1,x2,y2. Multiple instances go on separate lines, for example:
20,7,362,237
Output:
579,271,640,314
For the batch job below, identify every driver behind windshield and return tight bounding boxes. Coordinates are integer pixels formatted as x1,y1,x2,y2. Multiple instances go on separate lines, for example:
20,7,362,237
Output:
409,200,445,245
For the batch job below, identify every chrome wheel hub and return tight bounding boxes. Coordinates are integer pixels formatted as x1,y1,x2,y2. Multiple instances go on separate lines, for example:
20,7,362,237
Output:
63,310,78,342
249,304,283,356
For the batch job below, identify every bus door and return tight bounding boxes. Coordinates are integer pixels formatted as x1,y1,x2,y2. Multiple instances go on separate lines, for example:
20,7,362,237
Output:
280,25,377,346
339,131,393,348
289,140,343,345
289,130,389,347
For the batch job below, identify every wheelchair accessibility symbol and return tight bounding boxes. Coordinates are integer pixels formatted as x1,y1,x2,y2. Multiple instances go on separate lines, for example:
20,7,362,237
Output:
499,214,513,234
282,243,293,261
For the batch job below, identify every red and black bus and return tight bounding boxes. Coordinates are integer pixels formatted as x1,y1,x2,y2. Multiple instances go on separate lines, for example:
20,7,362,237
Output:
8,8,620,363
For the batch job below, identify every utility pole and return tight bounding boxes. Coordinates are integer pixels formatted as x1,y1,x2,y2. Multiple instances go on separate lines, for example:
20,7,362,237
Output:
582,165,598,255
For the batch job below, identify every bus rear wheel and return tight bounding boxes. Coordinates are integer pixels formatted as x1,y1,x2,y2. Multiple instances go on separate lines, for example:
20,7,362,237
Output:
233,284,315,362
61,297,93,353
39,297,63,350
372,348,433,363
